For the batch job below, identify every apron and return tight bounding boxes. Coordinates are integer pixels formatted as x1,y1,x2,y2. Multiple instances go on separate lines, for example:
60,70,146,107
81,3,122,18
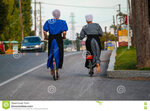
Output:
85,35,101,69
48,34,64,69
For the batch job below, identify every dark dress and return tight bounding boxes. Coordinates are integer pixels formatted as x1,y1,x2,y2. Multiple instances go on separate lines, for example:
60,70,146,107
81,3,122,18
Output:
48,34,64,69
80,23,103,69
85,35,101,68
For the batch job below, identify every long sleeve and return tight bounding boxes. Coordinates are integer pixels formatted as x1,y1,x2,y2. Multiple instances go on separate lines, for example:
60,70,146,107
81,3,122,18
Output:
43,21,49,32
79,28,86,40
97,24,103,36
61,21,68,32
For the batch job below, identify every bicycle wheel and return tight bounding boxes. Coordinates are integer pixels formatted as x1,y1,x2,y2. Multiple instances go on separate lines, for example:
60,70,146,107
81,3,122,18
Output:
53,58,57,81
89,61,93,77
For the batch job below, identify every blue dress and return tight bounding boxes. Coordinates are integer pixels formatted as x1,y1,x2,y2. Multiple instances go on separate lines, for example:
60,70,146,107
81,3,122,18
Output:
43,19,68,69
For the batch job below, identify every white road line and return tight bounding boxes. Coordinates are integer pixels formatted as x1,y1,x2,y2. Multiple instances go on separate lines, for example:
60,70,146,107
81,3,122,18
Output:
0,52,81,87
0,63,46,87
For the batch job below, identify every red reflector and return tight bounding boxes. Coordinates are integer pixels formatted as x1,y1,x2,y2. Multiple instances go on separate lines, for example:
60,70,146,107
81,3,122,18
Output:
86,55,93,60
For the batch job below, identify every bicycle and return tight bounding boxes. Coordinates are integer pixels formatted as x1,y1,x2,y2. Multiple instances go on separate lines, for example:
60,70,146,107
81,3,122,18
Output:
86,55,94,77
52,58,59,81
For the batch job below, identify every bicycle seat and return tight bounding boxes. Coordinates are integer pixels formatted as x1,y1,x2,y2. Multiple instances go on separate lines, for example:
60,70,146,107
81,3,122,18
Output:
86,55,93,60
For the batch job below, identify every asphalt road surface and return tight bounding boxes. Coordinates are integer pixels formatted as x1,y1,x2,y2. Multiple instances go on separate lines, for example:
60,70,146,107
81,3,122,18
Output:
0,51,150,100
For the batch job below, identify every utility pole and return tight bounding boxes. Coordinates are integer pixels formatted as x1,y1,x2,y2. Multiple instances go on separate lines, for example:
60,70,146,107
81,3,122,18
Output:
118,4,121,29
131,0,136,47
128,0,131,14
39,2,43,39
19,0,24,41
127,0,130,49
70,13,75,40
105,26,107,50
113,15,117,48
34,0,36,36
118,4,121,13
70,13,76,50
116,14,119,38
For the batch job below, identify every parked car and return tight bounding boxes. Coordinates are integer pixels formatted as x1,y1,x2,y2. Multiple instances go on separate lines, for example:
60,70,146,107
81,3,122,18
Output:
21,36,45,52
0,43,5,54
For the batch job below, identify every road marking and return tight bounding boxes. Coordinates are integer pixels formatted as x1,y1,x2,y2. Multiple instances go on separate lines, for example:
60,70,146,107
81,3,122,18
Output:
0,63,46,87
0,52,81,87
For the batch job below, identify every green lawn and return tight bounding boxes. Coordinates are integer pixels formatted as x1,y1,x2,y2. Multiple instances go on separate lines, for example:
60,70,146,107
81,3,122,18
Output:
114,46,137,70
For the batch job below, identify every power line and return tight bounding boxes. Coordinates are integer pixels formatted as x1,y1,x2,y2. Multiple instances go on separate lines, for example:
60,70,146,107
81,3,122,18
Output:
38,2,126,9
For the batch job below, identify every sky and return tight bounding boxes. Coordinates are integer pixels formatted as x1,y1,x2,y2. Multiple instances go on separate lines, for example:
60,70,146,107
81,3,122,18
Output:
31,0,127,40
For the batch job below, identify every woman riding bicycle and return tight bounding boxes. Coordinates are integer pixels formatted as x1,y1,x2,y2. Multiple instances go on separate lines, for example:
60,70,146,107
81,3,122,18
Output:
43,9,68,77
79,15,103,74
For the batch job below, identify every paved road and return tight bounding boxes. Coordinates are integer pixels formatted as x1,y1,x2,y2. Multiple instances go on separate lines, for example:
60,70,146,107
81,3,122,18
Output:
0,51,150,100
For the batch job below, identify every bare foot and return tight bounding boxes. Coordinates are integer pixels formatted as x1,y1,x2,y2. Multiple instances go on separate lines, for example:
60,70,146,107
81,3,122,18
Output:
96,64,101,74
51,70,54,75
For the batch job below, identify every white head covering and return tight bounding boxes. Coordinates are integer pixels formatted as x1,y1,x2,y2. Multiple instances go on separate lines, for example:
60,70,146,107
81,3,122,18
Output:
85,14,93,22
52,9,61,18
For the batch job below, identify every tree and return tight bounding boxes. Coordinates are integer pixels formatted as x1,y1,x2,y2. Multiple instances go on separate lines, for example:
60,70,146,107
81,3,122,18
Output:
21,0,32,37
0,0,32,42
0,0,20,41
100,32,118,50
64,39,72,46
131,0,150,69
0,0,8,38
110,25,117,29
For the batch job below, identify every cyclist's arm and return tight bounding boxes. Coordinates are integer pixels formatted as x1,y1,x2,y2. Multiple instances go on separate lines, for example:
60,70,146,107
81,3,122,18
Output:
79,28,86,40
62,31,67,39
62,21,68,40
43,31,48,40
43,20,49,40
97,24,103,37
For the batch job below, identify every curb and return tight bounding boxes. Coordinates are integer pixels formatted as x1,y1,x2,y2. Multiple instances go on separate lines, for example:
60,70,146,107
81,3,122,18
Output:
107,70,150,78
107,49,116,71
